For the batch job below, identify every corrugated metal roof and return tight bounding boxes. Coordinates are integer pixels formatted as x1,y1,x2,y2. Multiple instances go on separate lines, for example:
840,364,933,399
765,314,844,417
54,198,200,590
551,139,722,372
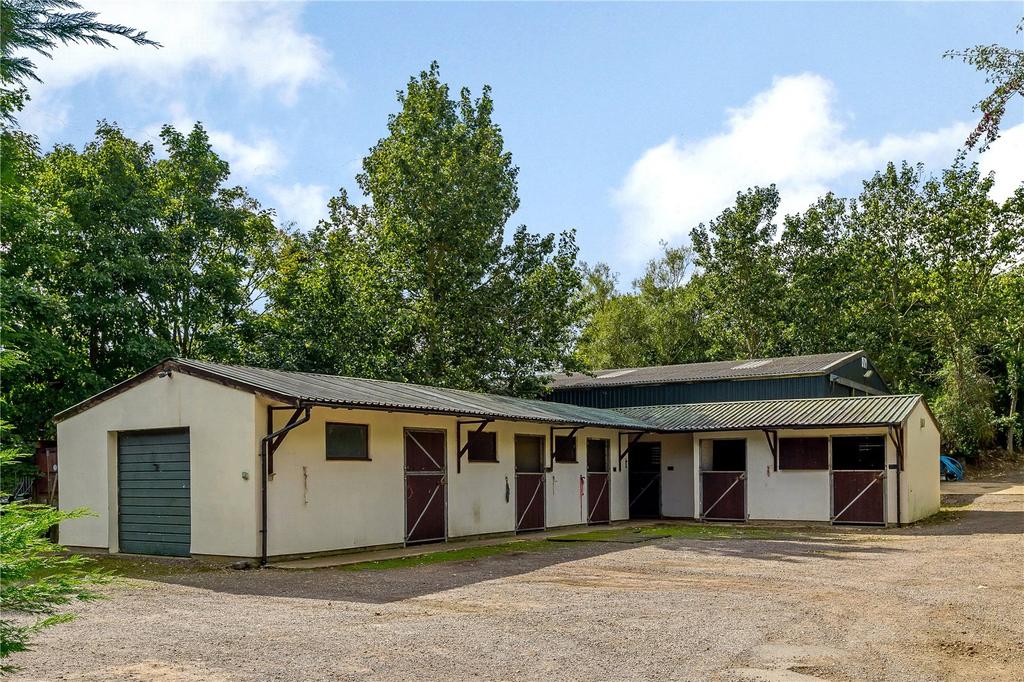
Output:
54,358,651,429
616,394,922,432
548,351,863,389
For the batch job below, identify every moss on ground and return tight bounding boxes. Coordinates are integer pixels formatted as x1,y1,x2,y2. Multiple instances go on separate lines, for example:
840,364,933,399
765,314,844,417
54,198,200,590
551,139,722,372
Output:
86,553,222,578
339,524,835,571
338,539,558,571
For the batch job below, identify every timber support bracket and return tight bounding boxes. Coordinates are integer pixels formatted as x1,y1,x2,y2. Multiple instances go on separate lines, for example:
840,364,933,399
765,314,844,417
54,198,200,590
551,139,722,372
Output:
456,419,493,473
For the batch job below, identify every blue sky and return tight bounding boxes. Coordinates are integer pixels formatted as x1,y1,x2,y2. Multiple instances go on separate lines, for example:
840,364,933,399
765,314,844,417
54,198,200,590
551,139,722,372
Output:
24,1,1024,283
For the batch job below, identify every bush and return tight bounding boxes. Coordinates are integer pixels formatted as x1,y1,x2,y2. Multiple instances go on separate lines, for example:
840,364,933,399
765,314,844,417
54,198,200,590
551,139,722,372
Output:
0,447,110,674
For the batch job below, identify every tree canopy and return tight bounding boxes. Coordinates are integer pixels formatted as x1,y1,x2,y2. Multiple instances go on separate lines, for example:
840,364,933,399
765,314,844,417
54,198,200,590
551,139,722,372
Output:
578,160,1024,456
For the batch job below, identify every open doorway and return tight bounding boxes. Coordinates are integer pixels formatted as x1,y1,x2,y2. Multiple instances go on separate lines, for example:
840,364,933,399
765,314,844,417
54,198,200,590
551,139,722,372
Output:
700,438,746,521
628,441,661,519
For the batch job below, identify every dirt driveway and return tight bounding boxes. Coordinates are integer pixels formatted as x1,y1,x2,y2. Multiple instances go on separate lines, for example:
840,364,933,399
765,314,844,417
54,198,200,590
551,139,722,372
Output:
9,486,1022,681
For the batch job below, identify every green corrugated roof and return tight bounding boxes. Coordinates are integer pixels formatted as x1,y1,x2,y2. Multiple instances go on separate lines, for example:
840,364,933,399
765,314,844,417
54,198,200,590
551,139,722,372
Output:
55,358,651,429
55,359,927,433
615,394,923,432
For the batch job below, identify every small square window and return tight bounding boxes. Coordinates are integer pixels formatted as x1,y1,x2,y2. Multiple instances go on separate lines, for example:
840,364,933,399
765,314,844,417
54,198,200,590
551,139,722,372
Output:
554,435,577,463
778,437,828,470
326,423,369,460
467,430,497,462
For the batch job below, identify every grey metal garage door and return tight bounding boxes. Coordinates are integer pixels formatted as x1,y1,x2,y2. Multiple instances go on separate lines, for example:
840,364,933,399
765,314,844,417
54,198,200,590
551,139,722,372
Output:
117,429,190,556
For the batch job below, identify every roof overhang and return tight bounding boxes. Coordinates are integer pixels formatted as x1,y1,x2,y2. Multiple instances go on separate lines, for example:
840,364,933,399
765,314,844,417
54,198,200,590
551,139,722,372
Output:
53,358,650,430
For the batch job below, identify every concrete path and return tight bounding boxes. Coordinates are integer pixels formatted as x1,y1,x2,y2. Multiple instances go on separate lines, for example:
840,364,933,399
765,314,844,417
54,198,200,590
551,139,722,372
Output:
942,481,1024,496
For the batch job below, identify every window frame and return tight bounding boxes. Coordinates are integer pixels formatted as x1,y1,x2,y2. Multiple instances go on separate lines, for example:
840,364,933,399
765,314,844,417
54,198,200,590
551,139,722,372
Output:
586,438,610,473
553,434,578,464
466,429,498,463
830,435,886,471
777,437,829,471
325,422,370,461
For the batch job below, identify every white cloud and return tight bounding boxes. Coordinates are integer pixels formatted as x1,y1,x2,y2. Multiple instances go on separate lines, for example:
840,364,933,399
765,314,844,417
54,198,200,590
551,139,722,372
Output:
979,122,1024,202
207,130,281,180
141,116,282,182
33,1,327,104
266,183,329,229
614,73,974,264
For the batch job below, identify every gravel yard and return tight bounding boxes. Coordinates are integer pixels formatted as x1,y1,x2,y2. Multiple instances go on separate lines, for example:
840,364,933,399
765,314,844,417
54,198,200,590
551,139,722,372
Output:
9,484,1022,682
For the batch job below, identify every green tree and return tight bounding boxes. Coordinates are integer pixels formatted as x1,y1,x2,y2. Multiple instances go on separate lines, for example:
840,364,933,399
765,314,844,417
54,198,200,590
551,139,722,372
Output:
845,163,932,391
945,18,1024,150
0,0,157,122
2,122,283,442
993,266,1024,453
575,245,707,370
690,186,786,359
147,124,282,360
779,193,857,355
259,63,584,395
0,350,109,674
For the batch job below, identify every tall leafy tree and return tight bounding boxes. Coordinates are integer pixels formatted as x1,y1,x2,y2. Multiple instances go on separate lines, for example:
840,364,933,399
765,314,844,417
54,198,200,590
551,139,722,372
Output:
2,122,283,441
147,124,282,359
994,266,1024,453
779,193,857,355
575,246,707,370
845,163,932,390
259,63,584,396
690,186,786,359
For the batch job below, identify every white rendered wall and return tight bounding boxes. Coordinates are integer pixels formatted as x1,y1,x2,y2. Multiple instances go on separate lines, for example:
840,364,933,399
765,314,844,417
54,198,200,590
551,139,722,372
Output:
690,427,903,523
56,373,260,557
901,402,941,523
262,401,632,557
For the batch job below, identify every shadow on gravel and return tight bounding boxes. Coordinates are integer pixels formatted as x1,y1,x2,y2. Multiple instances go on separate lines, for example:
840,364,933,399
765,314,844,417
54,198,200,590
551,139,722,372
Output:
653,537,899,563
112,541,637,604
96,505,1017,604
898,508,1023,536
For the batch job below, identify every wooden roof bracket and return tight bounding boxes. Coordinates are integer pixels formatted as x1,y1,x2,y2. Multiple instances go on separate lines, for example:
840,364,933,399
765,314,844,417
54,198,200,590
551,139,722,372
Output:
618,431,649,464
547,426,581,471
456,419,493,473
763,429,779,471
261,403,312,566
267,405,312,476
887,424,905,472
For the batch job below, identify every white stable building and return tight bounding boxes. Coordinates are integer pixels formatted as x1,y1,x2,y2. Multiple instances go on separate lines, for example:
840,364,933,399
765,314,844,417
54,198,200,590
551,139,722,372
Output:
55,358,941,562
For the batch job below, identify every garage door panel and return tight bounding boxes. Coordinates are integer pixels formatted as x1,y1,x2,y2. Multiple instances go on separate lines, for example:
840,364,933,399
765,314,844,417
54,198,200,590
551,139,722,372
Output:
119,514,190,526
118,471,190,481
120,432,189,445
119,497,192,507
119,522,192,532
118,430,190,557
119,461,190,472
116,450,190,462
117,540,191,556
118,479,189,489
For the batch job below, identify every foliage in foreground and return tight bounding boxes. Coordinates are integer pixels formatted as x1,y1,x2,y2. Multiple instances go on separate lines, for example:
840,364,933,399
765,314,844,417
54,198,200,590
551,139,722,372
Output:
0,352,109,673
0,480,107,674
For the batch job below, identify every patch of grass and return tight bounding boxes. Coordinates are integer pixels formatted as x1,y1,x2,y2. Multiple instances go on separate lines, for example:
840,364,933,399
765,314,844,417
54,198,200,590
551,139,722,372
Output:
337,523,849,572
548,528,668,542
86,554,221,579
638,524,823,541
338,539,558,571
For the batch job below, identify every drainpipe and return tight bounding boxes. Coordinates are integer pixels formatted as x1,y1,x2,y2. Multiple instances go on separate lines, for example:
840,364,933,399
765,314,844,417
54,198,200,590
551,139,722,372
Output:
260,405,312,566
